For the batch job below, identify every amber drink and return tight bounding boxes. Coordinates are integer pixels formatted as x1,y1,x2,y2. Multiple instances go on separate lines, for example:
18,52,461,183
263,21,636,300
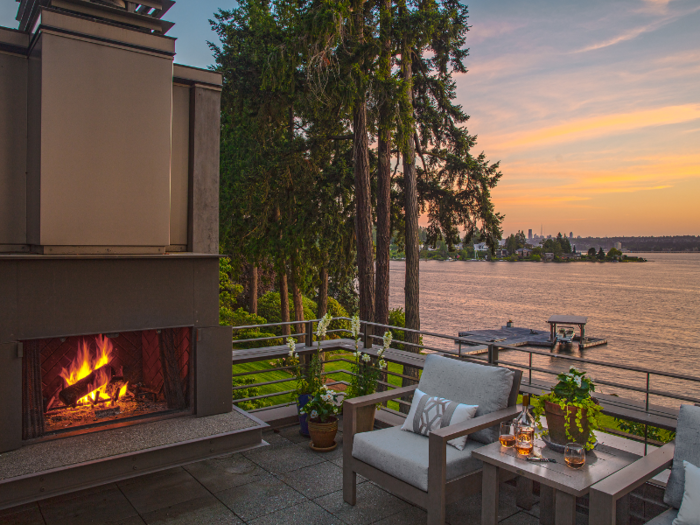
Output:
499,421,515,447
500,435,516,447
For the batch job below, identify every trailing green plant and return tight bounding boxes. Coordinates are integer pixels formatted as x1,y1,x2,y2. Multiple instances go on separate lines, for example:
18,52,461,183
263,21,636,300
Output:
301,386,343,423
531,367,603,450
347,316,390,399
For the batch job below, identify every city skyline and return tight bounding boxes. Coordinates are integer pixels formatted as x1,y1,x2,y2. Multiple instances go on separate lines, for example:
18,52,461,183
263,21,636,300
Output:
1,0,698,237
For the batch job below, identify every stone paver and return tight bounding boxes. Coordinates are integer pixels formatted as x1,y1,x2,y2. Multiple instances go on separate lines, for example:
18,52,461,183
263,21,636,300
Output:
315,482,413,525
243,441,325,474
184,454,267,493
276,461,354,499
216,474,306,521
141,494,243,524
248,500,342,525
118,468,210,515
39,484,139,525
0,503,45,525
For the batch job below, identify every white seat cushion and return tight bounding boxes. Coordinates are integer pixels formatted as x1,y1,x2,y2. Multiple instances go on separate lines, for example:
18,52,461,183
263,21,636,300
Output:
673,460,700,525
352,425,483,492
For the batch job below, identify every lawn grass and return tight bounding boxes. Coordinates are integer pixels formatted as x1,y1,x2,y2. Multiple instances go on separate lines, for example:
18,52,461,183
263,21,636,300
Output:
232,352,415,411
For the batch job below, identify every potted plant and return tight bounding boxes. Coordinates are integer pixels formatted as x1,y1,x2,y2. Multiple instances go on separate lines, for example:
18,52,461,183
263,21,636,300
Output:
287,313,331,436
531,367,602,451
346,316,390,432
301,385,343,450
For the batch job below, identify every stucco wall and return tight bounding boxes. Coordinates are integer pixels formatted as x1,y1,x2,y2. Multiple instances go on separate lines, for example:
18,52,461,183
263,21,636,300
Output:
29,32,173,248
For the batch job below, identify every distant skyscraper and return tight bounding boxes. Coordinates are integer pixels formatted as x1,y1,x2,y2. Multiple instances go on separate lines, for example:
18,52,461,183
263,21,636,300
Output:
569,232,573,239
528,229,532,240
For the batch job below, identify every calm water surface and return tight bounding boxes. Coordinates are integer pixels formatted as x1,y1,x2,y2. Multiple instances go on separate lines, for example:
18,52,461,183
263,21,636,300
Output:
388,253,700,409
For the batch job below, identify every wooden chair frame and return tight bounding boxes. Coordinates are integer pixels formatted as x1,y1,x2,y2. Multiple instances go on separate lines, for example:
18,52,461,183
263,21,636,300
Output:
343,368,523,525
589,442,676,525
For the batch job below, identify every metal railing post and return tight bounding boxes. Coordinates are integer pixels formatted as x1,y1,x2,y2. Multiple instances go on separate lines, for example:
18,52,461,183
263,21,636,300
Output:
363,322,370,349
488,344,499,365
529,352,533,386
306,320,314,347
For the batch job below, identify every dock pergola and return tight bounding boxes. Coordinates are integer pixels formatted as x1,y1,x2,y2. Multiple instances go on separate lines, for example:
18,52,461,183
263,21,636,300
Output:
548,315,588,348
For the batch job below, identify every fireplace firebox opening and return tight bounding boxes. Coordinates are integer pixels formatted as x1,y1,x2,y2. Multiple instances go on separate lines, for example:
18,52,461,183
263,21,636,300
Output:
22,328,193,440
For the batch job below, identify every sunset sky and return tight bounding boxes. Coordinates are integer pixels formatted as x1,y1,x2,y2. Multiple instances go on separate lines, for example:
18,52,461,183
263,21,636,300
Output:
1,0,698,237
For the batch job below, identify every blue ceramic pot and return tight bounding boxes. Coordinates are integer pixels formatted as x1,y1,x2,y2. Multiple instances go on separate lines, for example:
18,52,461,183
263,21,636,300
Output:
297,394,312,437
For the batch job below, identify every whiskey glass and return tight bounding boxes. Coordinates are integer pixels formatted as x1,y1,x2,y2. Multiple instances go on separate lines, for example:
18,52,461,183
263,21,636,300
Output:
564,443,586,469
499,421,515,448
515,426,534,457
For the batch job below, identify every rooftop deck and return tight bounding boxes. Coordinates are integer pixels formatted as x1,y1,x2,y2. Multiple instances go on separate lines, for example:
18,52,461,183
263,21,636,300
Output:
0,421,546,525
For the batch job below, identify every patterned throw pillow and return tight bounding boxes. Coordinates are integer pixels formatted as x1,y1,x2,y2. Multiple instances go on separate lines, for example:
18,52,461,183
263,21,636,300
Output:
401,388,478,450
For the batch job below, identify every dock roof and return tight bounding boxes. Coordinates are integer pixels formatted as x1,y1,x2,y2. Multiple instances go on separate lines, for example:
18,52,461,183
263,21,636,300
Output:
548,315,588,325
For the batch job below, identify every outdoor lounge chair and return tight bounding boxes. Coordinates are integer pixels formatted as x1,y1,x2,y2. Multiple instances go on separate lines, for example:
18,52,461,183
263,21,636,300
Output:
343,354,523,525
589,404,700,524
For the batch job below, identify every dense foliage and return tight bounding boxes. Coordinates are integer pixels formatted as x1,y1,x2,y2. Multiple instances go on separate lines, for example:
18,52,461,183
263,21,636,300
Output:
211,0,503,344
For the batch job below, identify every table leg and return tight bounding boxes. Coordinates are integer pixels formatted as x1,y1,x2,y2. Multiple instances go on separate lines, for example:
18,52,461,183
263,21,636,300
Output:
555,491,576,525
481,463,499,525
539,485,554,525
616,494,630,525
516,476,534,510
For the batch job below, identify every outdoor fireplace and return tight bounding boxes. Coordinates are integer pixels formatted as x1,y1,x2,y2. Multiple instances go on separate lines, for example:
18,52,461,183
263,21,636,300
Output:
23,328,193,440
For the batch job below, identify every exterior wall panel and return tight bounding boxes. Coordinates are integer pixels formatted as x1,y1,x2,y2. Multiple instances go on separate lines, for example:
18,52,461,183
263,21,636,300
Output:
36,33,173,248
0,52,28,247
170,84,190,248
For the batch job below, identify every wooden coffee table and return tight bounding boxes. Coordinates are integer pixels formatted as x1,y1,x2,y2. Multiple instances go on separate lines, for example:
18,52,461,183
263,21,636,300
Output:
473,439,639,525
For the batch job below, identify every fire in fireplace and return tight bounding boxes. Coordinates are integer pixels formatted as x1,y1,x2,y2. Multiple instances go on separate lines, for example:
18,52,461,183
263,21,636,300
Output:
22,328,192,440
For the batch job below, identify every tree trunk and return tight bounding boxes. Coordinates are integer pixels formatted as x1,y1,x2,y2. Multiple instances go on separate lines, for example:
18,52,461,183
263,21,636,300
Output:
248,265,258,315
375,0,392,329
353,0,375,331
317,266,329,318
400,18,420,412
290,255,305,344
279,263,291,337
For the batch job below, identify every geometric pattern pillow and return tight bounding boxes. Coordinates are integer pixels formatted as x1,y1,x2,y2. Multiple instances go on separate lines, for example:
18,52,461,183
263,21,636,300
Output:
401,388,478,450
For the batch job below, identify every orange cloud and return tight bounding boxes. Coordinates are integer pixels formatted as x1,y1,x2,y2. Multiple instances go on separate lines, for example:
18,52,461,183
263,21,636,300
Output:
491,105,700,150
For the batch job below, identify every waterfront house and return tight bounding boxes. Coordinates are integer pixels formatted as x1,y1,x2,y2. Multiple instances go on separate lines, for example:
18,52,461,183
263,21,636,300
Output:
516,247,532,258
543,252,555,261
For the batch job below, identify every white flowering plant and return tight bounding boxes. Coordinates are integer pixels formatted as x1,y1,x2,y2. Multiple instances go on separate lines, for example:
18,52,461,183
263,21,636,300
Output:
531,367,602,450
347,328,391,399
301,386,343,423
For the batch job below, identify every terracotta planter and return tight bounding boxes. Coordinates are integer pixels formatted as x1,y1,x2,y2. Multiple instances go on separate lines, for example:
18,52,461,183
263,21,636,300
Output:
544,400,591,446
308,416,338,449
355,405,376,433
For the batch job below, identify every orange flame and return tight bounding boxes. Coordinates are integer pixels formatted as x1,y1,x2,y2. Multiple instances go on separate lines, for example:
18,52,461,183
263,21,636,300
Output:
59,335,127,406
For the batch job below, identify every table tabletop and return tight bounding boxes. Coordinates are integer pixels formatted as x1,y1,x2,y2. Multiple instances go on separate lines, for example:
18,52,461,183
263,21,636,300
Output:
472,439,640,497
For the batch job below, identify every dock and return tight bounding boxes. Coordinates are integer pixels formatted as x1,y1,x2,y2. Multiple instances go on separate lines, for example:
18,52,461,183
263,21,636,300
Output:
457,315,608,352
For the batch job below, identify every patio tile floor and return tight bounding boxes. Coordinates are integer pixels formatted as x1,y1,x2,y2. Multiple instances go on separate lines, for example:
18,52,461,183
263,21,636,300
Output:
0,424,575,524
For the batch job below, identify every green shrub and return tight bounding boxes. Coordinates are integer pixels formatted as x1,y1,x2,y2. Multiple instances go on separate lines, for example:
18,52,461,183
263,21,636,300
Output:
613,418,676,444
232,376,265,411
257,292,350,338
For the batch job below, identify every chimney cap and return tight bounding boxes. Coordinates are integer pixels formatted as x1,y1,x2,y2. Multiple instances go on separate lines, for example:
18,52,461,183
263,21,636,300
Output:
17,0,175,35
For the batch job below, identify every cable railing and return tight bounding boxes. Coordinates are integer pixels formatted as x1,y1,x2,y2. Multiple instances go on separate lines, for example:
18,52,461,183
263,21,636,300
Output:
231,316,700,449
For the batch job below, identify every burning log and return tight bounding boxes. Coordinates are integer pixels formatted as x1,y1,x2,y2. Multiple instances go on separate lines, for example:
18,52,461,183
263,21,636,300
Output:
95,406,121,419
58,365,114,407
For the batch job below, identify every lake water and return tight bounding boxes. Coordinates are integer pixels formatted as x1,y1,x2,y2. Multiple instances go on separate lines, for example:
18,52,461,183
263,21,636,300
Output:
388,253,700,410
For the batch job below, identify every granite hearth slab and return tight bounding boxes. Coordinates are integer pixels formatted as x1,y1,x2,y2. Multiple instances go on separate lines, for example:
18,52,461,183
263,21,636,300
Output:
0,407,267,510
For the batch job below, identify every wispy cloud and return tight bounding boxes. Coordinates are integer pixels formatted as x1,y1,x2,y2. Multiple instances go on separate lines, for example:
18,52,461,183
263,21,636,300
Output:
490,105,700,150
573,5,699,53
